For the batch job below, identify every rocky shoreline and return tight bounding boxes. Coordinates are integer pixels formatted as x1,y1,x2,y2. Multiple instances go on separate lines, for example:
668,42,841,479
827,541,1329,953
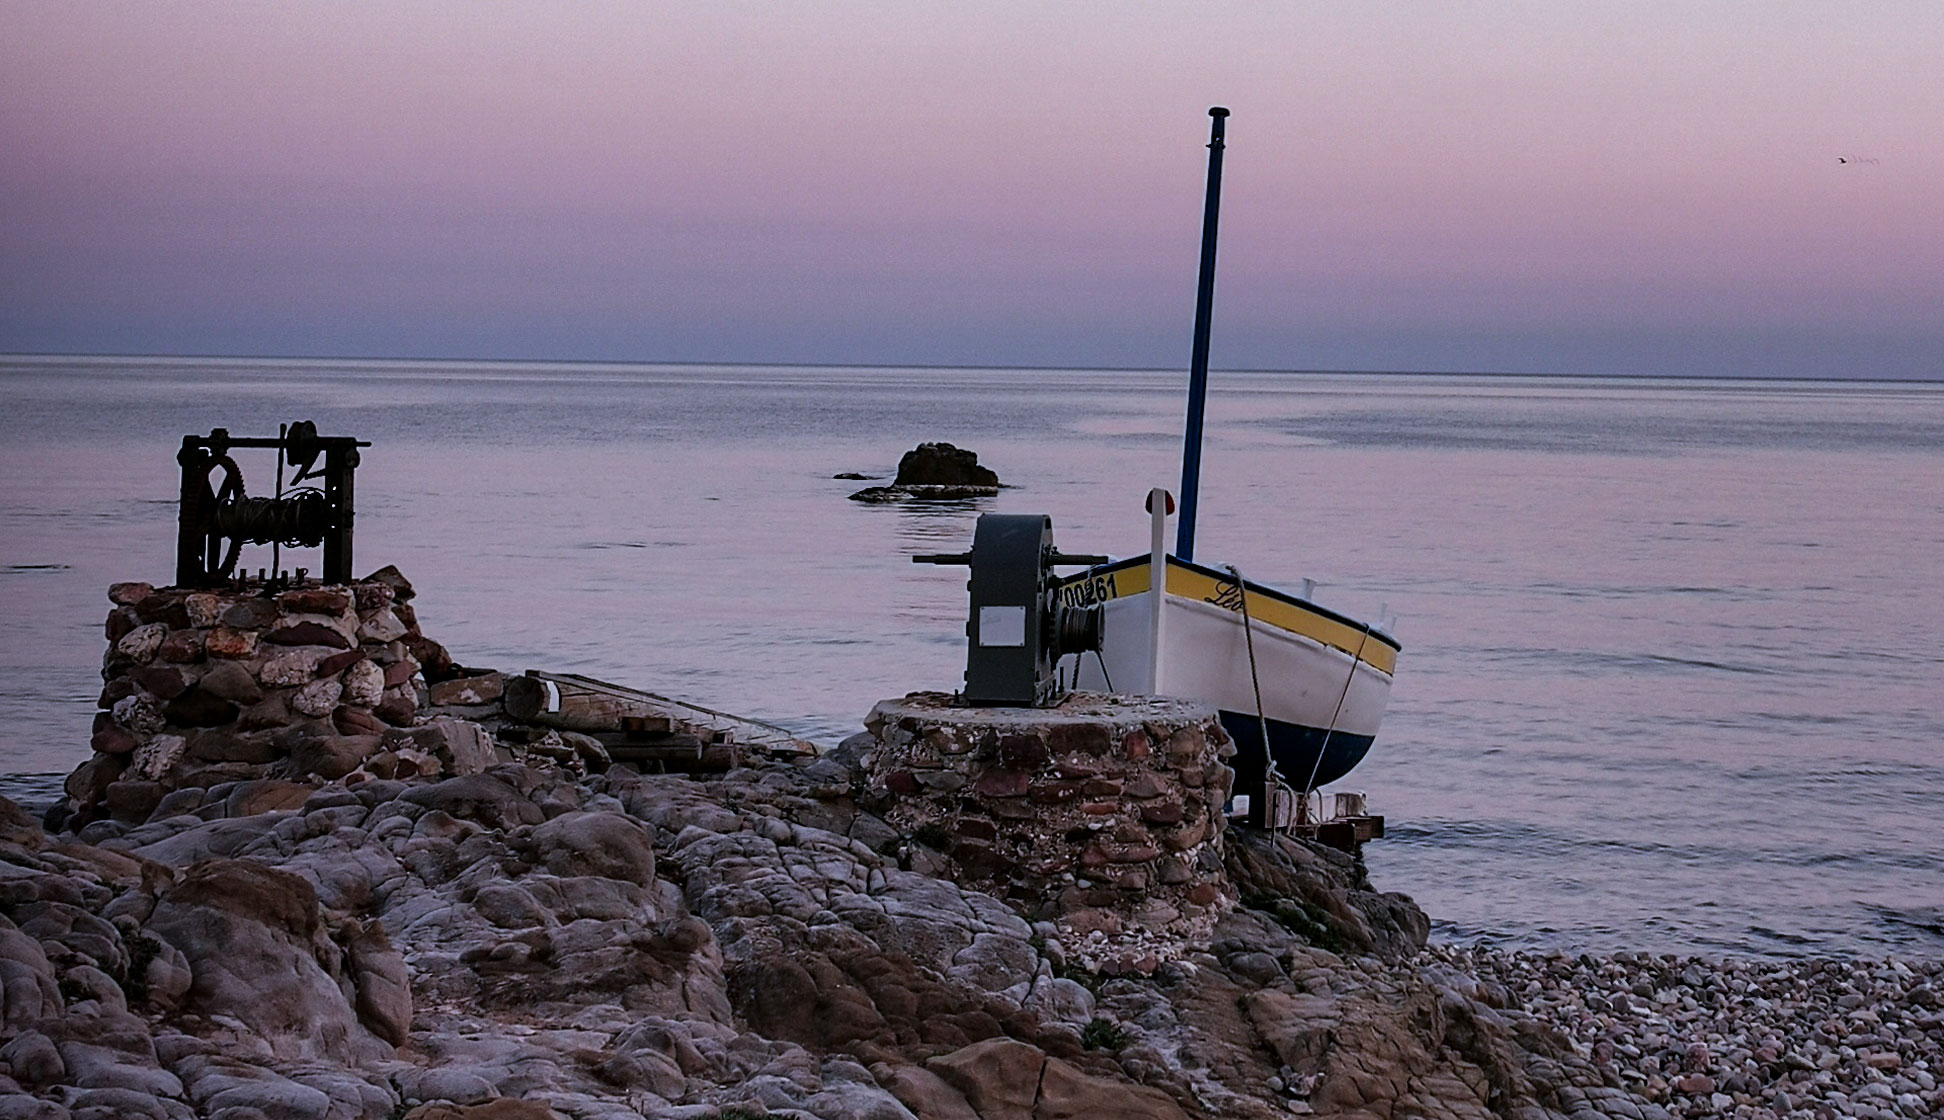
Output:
2,576,1939,1120
8,757,1940,1120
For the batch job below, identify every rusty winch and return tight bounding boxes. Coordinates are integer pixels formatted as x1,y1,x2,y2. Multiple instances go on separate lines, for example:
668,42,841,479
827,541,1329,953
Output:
174,422,368,587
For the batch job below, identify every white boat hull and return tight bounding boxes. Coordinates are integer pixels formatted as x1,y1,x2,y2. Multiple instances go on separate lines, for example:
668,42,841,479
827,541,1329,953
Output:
1059,556,1398,790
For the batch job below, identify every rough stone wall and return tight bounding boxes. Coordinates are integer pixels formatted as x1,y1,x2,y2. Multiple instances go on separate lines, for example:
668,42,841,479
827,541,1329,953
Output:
863,691,1236,972
66,567,459,828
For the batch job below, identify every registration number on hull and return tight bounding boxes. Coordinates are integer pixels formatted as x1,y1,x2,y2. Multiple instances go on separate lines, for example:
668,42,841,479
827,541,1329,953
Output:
1057,571,1120,610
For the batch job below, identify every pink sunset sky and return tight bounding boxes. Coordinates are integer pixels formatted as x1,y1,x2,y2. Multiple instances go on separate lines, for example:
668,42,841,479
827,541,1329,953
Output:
3,2,1939,377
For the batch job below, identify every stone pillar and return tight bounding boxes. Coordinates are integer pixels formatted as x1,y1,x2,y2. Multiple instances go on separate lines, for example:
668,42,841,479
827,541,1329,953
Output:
68,567,452,826
864,691,1237,971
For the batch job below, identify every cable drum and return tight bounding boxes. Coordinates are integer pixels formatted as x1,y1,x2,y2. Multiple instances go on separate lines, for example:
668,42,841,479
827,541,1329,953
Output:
213,489,331,547
173,422,369,587
1054,602,1103,657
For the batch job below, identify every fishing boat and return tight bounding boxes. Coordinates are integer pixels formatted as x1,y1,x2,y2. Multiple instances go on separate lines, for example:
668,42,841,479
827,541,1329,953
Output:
1058,108,1400,825
1058,534,1399,808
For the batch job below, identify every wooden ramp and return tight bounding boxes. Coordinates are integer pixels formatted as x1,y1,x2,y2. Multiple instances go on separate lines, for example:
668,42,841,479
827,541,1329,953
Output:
504,670,818,772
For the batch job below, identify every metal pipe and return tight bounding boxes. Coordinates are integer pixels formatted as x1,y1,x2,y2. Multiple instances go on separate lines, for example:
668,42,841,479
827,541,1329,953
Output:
272,422,286,581
1148,488,1171,693
1176,106,1229,562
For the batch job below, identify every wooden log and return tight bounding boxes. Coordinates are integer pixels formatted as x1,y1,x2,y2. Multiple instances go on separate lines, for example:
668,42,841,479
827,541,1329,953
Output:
507,670,817,757
505,674,667,732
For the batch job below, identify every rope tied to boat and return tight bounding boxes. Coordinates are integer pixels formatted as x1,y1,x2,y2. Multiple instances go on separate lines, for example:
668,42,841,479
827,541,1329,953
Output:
1223,565,1287,822
1226,565,1377,828
1307,621,1375,814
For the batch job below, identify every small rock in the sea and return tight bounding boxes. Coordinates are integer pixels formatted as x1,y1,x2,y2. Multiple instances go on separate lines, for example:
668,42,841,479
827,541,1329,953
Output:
848,441,1001,501
895,441,999,487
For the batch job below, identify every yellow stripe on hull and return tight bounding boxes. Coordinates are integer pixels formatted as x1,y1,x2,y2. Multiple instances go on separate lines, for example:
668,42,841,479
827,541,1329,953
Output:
1059,558,1397,677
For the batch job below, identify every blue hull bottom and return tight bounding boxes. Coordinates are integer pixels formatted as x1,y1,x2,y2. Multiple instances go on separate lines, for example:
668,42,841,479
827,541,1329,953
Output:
1219,710,1375,826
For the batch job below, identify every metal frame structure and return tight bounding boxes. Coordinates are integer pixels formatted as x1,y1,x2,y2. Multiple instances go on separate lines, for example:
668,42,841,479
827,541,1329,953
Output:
174,424,369,587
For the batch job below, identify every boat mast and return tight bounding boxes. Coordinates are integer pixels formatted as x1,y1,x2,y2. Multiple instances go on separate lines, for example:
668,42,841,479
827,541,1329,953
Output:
1176,106,1228,562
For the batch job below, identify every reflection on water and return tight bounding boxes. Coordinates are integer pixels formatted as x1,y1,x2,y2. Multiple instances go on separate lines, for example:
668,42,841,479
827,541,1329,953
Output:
2,359,1941,957
893,497,996,552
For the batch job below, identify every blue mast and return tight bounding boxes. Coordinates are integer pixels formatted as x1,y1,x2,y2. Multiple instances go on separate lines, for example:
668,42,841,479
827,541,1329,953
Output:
1176,107,1228,562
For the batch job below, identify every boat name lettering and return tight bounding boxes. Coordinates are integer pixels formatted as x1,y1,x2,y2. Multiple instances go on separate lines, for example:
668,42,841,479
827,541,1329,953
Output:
1206,581,1244,613
1059,573,1118,608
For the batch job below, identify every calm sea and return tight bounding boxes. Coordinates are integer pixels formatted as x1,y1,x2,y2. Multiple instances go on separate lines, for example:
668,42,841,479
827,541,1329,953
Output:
2,357,1940,959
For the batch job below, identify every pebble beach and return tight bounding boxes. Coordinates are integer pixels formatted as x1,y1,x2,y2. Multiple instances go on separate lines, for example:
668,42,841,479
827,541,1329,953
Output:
1430,945,1944,1119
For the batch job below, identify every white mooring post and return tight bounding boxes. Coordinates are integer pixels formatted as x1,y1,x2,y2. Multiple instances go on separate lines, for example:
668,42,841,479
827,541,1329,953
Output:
1147,488,1172,695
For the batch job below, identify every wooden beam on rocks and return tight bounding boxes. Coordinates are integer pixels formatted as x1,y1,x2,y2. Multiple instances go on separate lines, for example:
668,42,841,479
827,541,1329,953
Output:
504,670,816,758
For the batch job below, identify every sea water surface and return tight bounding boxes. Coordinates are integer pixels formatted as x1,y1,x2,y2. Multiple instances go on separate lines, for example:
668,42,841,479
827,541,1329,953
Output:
2,357,1940,959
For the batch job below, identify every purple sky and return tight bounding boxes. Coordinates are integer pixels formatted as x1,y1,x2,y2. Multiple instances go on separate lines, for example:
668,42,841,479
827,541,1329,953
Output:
4,2,1939,377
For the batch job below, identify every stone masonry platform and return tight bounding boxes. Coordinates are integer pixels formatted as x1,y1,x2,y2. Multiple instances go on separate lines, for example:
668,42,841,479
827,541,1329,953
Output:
863,691,1237,971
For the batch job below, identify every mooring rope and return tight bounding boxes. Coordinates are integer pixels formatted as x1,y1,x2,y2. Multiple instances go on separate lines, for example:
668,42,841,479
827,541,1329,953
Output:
1092,648,1114,693
1223,565,1285,823
214,488,330,547
1305,622,1374,818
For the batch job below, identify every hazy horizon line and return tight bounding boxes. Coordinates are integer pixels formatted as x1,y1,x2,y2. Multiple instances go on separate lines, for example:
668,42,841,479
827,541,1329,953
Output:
4,350,1941,386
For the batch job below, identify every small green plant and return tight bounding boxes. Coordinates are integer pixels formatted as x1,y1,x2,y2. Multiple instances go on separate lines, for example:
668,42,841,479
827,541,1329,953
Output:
1081,1017,1128,1051
1241,891,1344,953
1051,957,1100,993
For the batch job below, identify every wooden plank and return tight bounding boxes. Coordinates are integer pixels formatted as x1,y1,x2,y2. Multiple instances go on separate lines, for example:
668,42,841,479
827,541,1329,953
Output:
510,670,818,756
594,730,706,750
1308,814,1384,852
547,672,810,746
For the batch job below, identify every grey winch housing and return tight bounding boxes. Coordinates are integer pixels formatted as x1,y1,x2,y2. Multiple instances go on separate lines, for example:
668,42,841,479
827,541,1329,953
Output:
915,513,1107,707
